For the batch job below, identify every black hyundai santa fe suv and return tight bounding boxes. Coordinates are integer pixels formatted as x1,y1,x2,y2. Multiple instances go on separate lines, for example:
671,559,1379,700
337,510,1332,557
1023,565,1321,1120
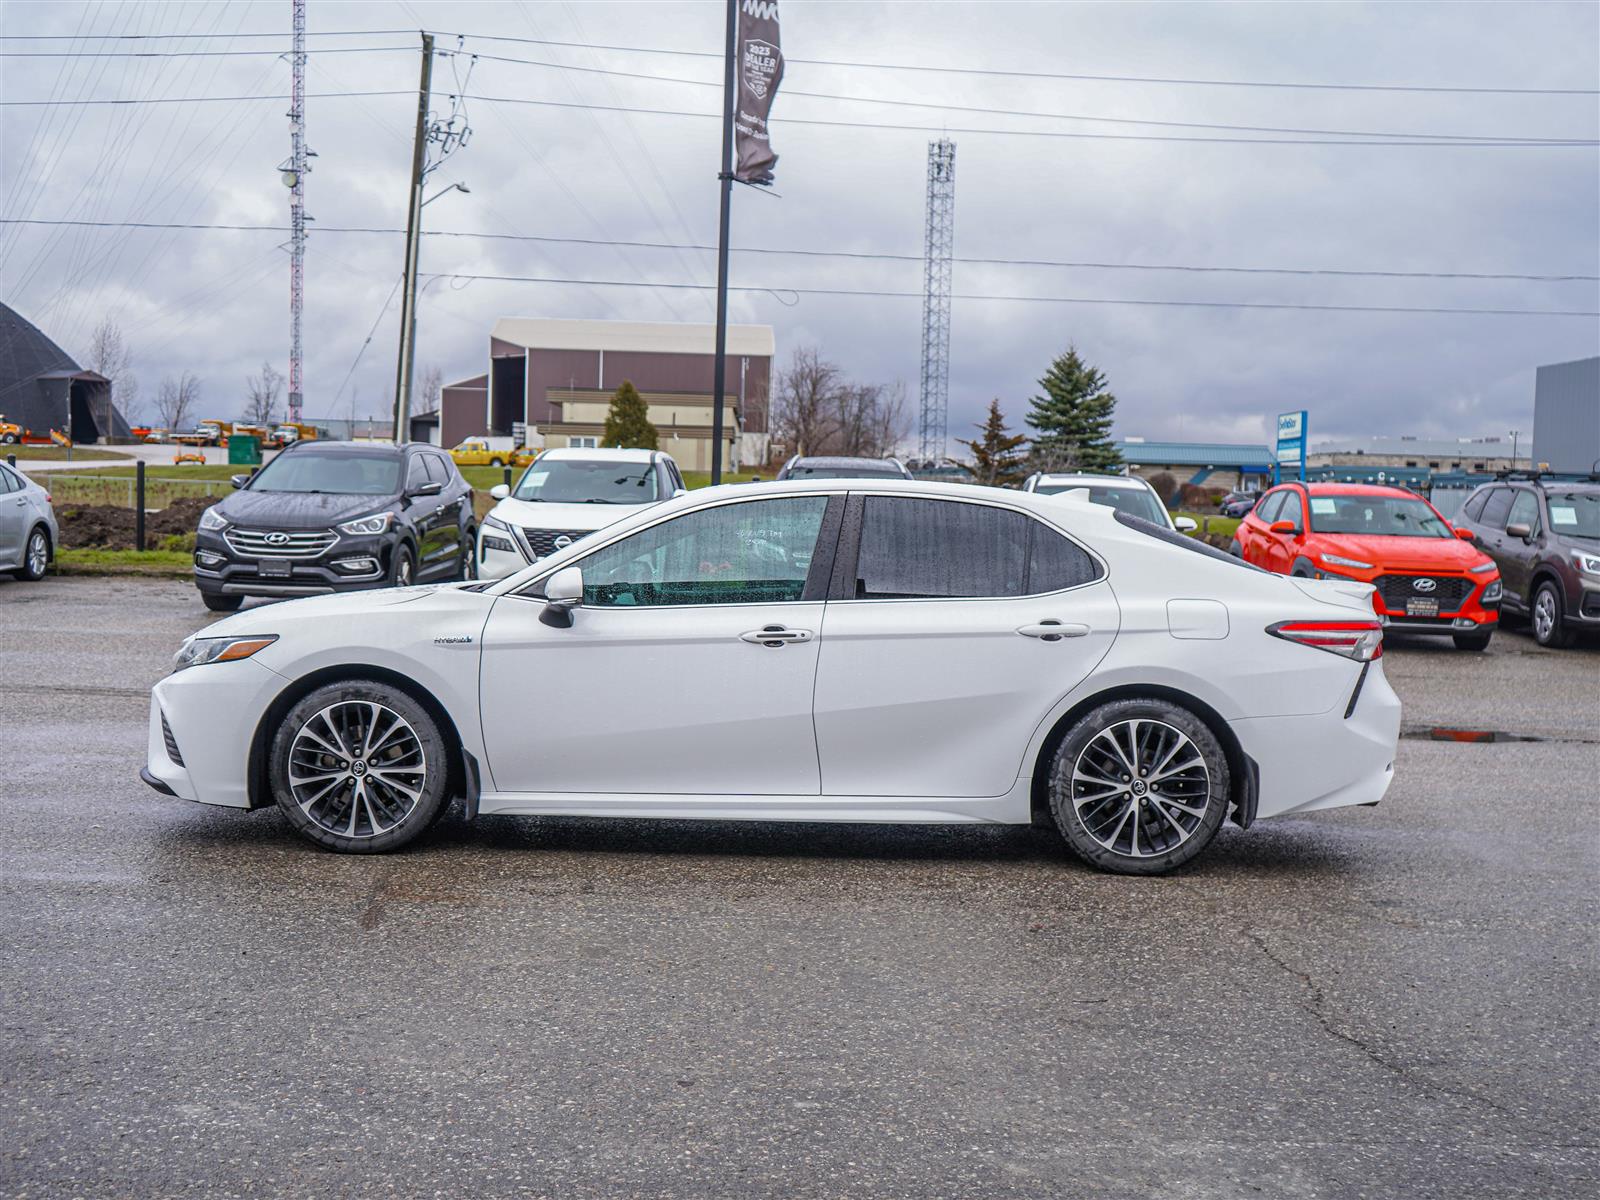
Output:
193,441,476,611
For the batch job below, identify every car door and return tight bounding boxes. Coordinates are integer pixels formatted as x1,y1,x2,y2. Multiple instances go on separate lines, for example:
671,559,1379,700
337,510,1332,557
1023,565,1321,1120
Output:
0,466,24,564
478,492,843,796
1239,490,1283,565
811,494,1118,799
1501,488,1540,601
1264,489,1306,574
400,454,447,572
1473,487,1517,605
423,452,464,569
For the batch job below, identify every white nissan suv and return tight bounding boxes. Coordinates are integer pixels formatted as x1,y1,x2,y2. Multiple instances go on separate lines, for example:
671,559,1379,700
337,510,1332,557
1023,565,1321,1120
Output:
476,446,685,580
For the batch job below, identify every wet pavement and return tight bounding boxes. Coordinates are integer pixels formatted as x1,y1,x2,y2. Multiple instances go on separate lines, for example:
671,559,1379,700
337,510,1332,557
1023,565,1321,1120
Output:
2,576,1596,1198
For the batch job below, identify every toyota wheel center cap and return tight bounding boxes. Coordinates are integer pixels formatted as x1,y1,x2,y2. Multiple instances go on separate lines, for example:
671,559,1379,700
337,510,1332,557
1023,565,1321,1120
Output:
351,760,368,777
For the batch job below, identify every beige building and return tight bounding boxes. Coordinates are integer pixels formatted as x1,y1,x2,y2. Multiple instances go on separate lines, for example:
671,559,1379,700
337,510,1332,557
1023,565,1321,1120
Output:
1307,436,1530,474
539,387,741,474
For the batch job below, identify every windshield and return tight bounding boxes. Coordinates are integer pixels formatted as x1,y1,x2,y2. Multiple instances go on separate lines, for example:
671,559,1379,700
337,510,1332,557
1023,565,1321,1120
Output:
514,458,659,504
1035,483,1169,525
1308,493,1451,537
787,463,903,480
249,449,401,495
1546,491,1600,539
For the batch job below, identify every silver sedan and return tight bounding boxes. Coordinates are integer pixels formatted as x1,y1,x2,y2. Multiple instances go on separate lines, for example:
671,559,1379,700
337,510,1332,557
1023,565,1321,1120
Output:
0,461,58,581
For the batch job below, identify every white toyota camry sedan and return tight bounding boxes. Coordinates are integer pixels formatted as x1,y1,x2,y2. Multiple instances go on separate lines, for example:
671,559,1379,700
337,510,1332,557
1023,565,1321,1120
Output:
142,478,1401,875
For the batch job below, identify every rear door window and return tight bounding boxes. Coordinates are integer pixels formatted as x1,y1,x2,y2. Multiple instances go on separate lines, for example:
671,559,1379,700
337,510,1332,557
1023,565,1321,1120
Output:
1480,487,1514,529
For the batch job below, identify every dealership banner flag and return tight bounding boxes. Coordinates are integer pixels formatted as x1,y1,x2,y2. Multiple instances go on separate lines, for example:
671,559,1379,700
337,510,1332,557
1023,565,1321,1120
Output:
734,0,783,183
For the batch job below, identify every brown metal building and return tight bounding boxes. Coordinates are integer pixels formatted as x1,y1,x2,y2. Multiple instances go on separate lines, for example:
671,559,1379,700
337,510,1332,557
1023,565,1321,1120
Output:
440,318,775,472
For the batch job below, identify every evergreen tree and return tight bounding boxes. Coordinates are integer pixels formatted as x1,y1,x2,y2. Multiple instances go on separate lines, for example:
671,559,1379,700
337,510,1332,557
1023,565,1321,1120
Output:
601,379,658,450
1025,347,1121,472
958,399,1030,487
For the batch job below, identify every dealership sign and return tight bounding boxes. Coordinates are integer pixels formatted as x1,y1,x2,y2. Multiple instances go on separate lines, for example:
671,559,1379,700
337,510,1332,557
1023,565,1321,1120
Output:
1276,410,1308,481
734,0,784,184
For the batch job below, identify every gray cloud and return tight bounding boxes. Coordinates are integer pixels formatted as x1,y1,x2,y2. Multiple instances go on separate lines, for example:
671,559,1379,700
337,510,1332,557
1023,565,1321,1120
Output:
2,0,1595,448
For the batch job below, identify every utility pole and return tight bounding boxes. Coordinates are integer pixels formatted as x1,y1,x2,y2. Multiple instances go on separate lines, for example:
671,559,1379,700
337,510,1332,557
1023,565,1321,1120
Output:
392,33,435,444
709,0,737,486
1510,428,1521,466
285,0,308,425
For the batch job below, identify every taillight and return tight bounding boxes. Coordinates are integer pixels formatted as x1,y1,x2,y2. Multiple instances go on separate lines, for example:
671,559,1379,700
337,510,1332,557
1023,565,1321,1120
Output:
1267,619,1384,661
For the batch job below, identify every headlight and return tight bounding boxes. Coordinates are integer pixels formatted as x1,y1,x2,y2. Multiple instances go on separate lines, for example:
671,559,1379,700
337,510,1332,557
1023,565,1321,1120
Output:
1320,552,1373,570
1469,560,1497,574
198,506,228,531
1573,549,1600,577
484,513,513,533
338,512,393,536
1483,580,1502,603
172,635,278,673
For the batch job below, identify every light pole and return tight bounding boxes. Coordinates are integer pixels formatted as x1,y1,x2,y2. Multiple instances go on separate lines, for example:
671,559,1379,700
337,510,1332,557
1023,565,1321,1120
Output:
1509,428,1521,469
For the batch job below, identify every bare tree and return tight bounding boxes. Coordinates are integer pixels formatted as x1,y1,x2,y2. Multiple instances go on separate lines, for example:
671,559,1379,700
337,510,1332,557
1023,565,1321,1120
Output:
772,347,840,458
85,318,139,430
417,363,444,415
155,372,201,432
242,362,284,427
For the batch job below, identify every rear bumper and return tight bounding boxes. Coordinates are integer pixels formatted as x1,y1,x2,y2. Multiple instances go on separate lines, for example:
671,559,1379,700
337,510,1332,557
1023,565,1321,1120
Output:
1231,658,1401,820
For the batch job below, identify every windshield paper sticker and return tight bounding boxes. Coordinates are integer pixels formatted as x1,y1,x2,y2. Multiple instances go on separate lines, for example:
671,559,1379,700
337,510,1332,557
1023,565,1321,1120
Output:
1310,498,1338,515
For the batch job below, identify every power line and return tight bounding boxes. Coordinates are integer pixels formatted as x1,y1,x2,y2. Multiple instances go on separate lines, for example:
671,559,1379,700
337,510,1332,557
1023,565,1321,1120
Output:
6,219,1592,283
0,46,418,58
424,30,1600,97
0,89,409,107
425,272,1600,317
440,47,1593,145
0,29,420,40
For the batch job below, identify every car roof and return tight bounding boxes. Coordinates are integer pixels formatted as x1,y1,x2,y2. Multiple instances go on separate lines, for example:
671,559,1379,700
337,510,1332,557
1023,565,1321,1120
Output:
788,455,903,468
284,439,401,457
1035,473,1150,487
539,446,658,462
1293,482,1420,498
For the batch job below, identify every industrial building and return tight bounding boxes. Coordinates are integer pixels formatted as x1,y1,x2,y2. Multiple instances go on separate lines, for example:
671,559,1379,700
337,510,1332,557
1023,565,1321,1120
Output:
1531,356,1599,475
0,301,130,444
439,318,775,473
1114,438,1277,492
1306,435,1529,474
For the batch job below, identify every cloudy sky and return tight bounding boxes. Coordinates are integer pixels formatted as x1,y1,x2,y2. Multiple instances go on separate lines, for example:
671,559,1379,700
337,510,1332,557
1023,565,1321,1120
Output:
2,0,1596,450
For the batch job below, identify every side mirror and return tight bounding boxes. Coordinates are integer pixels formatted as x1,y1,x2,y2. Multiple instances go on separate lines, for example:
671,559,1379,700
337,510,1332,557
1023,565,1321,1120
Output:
1174,516,1198,533
1269,519,1300,536
410,479,443,498
230,474,250,490
1506,522,1532,540
540,565,583,628
1454,527,1476,541
490,483,510,500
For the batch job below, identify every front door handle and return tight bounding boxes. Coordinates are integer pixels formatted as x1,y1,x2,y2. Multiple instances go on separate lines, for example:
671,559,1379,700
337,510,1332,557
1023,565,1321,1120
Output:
740,625,814,647
1017,620,1090,641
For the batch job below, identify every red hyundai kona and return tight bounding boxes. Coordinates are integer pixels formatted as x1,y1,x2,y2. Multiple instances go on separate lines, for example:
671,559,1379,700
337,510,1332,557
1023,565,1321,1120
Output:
1232,482,1501,650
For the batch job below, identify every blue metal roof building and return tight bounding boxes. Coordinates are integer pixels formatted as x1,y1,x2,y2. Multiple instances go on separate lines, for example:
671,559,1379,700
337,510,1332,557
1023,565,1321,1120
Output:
1116,439,1277,486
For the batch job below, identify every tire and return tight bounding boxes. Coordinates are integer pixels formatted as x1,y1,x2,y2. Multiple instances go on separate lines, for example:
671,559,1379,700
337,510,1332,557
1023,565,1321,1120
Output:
1228,540,1243,558
19,525,49,581
1047,698,1231,876
457,529,477,581
390,543,416,588
201,591,243,612
269,680,452,853
1,432,17,444
1531,580,1575,648
489,457,504,468
1452,630,1493,652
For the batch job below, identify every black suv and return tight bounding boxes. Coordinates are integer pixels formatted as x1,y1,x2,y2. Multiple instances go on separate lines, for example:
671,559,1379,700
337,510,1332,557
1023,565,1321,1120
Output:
1454,477,1600,647
193,441,476,612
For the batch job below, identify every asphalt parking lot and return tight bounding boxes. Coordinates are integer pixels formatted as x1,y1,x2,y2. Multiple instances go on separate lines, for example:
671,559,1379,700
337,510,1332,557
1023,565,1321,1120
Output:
2,576,1596,1199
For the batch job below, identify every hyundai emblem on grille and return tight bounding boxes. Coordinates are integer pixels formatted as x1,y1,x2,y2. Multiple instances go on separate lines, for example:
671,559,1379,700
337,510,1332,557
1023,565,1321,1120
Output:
1412,578,1437,592
264,531,291,546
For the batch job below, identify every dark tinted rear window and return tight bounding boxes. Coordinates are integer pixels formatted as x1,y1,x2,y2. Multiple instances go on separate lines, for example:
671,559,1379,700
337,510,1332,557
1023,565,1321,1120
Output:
1480,487,1514,528
854,497,1098,599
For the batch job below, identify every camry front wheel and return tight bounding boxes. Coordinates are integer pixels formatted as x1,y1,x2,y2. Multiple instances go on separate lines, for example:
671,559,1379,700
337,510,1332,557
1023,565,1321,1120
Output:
269,681,451,853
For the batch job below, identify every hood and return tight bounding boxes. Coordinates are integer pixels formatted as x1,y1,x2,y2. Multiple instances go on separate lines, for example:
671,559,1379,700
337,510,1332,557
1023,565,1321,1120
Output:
1312,533,1491,572
197,581,481,640
214,489,394,531
487,496,650,535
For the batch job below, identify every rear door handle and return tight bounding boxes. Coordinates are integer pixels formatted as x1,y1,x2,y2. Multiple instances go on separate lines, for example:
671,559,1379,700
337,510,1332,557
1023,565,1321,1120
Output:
740,625,814,647
1017,620,1090,641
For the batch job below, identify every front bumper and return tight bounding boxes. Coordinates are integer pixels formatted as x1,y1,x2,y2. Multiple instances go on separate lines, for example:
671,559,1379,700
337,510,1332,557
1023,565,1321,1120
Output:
194,527,393,596
1313,565,1499,634
143,657,286,808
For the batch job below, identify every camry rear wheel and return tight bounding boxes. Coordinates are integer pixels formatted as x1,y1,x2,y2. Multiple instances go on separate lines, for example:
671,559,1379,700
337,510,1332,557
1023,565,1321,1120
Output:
1048,698,1231,875
269,681,451,853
